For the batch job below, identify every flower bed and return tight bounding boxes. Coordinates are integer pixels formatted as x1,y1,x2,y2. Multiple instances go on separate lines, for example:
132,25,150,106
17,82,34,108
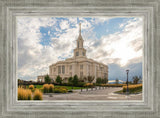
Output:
101,84,127,87
123,84,142,93
53,87,68,93
84,83,94,87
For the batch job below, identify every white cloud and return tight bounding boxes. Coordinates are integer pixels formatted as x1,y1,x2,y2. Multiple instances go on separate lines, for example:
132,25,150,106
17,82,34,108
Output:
17,17,143,81
59,20,69,30
85,17,143,67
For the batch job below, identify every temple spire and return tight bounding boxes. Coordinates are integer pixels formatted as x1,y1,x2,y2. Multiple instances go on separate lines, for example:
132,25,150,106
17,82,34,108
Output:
79,23,81,35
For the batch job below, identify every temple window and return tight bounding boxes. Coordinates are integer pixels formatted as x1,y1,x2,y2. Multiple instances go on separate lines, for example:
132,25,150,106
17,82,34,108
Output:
80,65,83,69
70,65,72,70
80,72,83,77
76,52,79,56
83,52,85,56
62,65,65,74
58,66,61,74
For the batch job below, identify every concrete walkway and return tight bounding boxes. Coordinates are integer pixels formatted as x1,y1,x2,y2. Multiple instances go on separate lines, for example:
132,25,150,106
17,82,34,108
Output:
43,87,142,100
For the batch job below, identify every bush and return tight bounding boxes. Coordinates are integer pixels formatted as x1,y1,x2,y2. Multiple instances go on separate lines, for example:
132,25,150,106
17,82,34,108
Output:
123,84,142,93
49,84,54,93
101,84,127,87
84,83,94,87
43,84,49,93
76,82,85,87
54,87,68,93
33,89,43,100
43,84,54,93
18,87,32,100
29,85,34,89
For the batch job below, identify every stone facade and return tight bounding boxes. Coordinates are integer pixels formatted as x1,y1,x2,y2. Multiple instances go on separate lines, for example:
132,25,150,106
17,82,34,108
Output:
37,23,108,83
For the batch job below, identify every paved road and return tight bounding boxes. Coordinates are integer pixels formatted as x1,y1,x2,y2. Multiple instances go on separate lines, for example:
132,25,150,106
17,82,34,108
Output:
43,87,142,100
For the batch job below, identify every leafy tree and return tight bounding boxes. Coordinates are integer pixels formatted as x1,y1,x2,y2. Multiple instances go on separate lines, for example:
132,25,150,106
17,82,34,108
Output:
68,77,73,84
56,75,62,84
115,78,119,84
104,77,108,84
96,77,102,84
45,74,51,84
73,75,78,85
87,76,95,83
101,79,105,84
132,76,141,84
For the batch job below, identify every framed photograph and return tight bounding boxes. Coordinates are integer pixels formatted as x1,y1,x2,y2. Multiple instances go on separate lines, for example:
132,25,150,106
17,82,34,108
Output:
0,0,159,118
17,16,143,101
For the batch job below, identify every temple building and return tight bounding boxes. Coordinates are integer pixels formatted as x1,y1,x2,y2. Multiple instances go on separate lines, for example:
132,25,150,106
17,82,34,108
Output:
37,23,108,83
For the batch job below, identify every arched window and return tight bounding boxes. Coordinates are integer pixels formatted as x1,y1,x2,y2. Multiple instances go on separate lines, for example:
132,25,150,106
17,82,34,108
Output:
76,52,79,56
78,41,79,48
83,52,85,56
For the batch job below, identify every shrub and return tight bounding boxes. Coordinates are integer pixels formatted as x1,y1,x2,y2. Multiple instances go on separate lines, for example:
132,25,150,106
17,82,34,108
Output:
18,87,32,100
76,82,85,87
49,84,54,93
101,84,127,87
29,85,34,89
43,84,54,93
123,84,142,93
43,84,49,93
33,89,43,100
84,83,94,87
96,77,102,84
54,87,68,93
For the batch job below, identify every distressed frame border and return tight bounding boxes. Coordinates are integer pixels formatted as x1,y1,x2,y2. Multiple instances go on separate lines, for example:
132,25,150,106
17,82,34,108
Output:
0,0,159,118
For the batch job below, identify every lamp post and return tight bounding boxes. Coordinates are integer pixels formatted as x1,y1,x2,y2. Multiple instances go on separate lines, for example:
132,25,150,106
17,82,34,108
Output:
126,69,129,94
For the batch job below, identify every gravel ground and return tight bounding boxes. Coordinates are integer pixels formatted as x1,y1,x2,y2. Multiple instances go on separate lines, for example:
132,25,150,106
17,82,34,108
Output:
43,87,142,100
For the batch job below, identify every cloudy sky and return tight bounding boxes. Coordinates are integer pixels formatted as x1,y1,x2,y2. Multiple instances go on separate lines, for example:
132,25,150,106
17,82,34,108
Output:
17,16,143,82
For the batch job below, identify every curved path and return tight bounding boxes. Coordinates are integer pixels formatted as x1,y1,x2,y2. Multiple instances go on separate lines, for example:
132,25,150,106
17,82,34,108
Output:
43,87,142,100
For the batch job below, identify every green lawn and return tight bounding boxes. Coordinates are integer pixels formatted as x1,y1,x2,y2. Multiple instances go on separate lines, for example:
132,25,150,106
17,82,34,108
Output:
26,85,84,90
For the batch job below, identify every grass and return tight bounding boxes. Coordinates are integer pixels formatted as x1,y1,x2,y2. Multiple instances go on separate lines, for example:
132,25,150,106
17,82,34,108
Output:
26,85,85,90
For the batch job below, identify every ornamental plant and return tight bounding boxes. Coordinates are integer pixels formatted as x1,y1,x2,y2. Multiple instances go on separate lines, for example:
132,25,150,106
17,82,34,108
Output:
123,84,142,93
18,87,32,100
43,84,49,93
33,89,43,100
84,83,94,87
49,84,54,93
29,85,34,90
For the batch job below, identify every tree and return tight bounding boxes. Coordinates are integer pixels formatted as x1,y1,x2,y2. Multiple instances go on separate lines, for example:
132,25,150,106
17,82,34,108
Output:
68,77,73,84
87,76,95,83
73,75,78,85
132,76,140,84
45,74,51,84
56,75,62,84
101,79,105,84
96,77,102,84
104,77,108,84
115,78,119,84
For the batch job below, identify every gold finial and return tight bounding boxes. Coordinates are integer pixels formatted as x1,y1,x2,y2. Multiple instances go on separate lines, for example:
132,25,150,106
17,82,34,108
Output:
79,23,81,35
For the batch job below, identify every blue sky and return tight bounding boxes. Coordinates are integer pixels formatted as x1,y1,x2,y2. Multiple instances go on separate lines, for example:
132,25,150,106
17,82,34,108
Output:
17,17,143,82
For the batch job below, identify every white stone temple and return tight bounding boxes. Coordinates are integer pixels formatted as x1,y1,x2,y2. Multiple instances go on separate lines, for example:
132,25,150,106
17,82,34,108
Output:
37,23,108,83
